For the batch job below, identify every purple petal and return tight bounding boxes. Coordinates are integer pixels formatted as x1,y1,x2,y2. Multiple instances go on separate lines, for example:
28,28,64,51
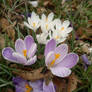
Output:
29,80,43,90
50,67,71,77
43,81,55,92
16,86,25,92
15,39,26,55
28,43,37,58
81,54,91,65
54,44,68,65
2,47,16,62
56,53,79,68
12,52,27,65
26,55,37,65
45,51,55,67
12,77,27,87
24,35,34,52
12,77,28,92
44,39,56,57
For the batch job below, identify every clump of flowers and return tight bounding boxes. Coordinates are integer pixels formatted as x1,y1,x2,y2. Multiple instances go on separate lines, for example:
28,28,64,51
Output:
2,11,79,92
24,12,73,44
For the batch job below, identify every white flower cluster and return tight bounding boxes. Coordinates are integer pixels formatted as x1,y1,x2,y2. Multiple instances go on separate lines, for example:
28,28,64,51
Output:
24,12,73,44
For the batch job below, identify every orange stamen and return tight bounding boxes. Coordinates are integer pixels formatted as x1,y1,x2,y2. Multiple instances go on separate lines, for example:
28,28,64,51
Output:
23,50,27,57
25,84,32,92
61,27,64,31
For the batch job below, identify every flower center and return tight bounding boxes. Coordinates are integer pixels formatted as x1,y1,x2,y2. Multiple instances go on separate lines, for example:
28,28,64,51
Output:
46,24,48,30
25,84,32,92
23,50,27,57
49,53,60,67
55,36,60,40
61,27,64,31
33,22,36,27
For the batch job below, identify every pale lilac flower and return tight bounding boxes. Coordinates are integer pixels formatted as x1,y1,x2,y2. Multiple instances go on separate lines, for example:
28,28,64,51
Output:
44,39,79,77
24,12,40,32
13,77,43,92
2,35,37,65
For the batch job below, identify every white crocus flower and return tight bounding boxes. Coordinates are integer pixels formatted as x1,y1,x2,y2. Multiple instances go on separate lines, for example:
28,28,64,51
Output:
40,12,54,33
36,33,49,44
29,1,38,7
24,12,40,32
50,19,73,44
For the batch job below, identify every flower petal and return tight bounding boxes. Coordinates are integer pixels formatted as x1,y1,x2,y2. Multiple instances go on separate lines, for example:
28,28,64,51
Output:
41,14,46,21
2,47,16,62
12,77,27,92
24,22,32,29
26,55,37,65
24,35,34,52
45,51,55,66
44,39,56,56
43,81,55,92
15,39,26,55
63,20,70,28
29,1,38,7
12,52,27,65
56,53,79,68
28,43,37,58
54,44,68,65
66,27,73,33
29,80,43,90
50,67,71,77
48,12,54,21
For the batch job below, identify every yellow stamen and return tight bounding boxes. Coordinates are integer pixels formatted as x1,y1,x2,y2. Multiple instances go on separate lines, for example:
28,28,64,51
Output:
23,50,27,57
49,53,60,67
46,24,48,30
33,22,36,27
55,36,59,39
25,84,32,92
55,53,60,59
61,27,64,31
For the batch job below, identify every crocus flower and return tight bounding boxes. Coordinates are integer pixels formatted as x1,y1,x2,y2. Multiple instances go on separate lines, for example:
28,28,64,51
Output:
24,12,40,32
40,12,54,33
29,0,38,7
36,32,49,44
44,39,79,77
81,54,91,71
2,35,37,65
13,77,43,92
51,19,73,44
43,81,56,92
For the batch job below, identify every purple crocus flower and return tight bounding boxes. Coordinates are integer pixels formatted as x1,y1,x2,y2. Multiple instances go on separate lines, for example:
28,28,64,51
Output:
81,54,91,71
44,39,79,77
2,35,37,65
13,77,43,92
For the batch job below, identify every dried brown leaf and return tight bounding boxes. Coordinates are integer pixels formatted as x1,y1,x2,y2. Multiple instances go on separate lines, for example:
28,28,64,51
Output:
53,77,67,92
0,18,16,41
0,34,5,49
13,67,51,81
67,73,81,92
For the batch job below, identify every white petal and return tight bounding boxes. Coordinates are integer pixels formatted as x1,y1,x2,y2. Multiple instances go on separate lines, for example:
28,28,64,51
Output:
29,1,38,7
24,22,32,29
